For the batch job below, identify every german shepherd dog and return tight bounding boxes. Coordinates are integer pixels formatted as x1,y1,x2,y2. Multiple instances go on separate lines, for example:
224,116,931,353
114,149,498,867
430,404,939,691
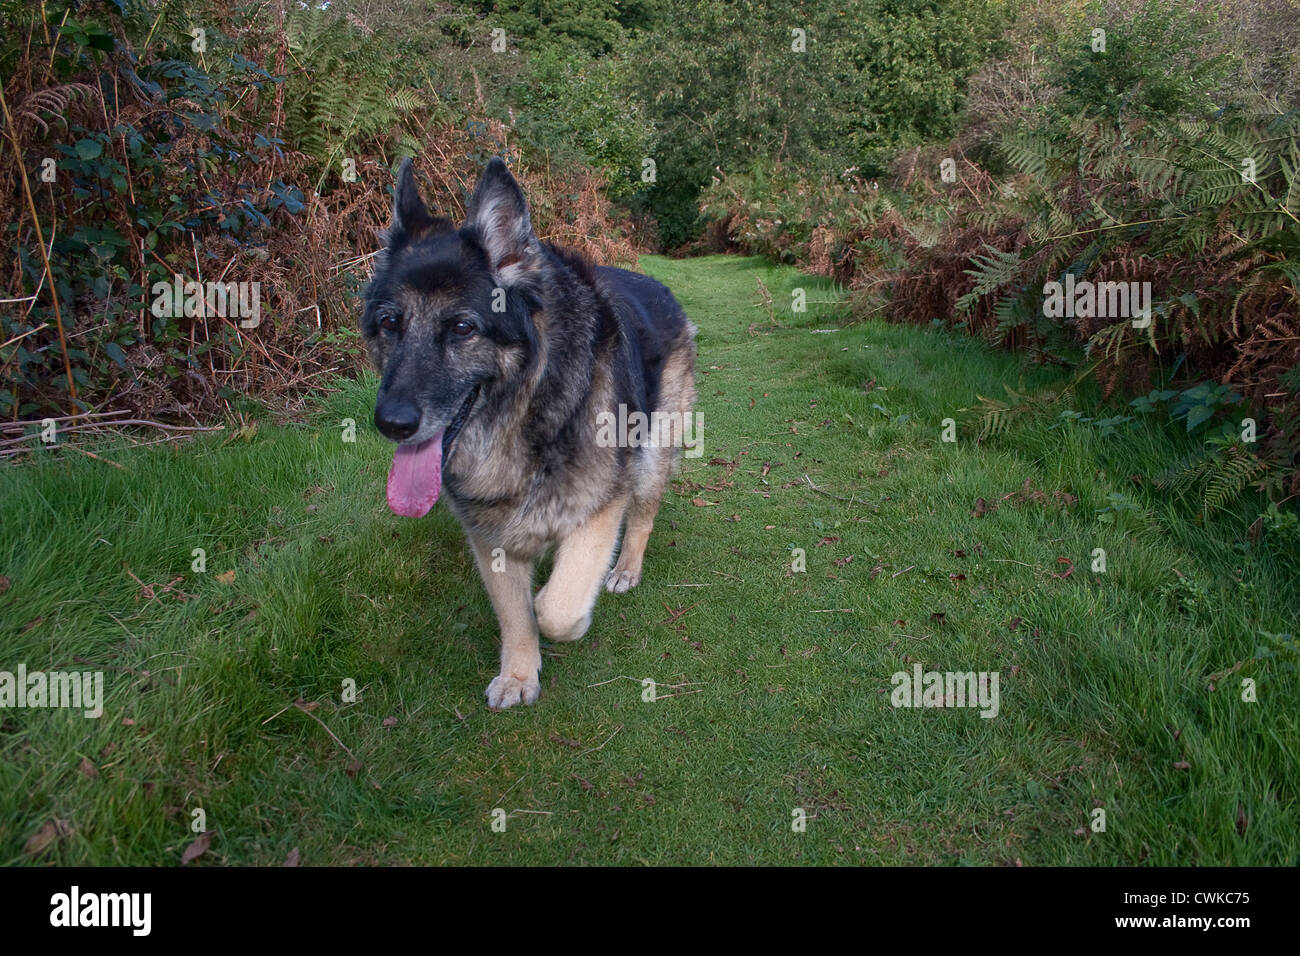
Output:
362,157,697,710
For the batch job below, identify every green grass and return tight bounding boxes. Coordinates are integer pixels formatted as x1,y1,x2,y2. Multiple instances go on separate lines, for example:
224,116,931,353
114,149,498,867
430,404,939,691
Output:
1,254,1296,865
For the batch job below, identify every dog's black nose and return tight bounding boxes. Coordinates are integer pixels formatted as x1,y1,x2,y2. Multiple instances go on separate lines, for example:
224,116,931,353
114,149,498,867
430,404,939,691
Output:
374,400,420,441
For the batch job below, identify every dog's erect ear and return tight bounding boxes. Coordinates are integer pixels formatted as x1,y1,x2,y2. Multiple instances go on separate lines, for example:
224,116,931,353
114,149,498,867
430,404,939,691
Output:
388,158,451,246
466,157,540,284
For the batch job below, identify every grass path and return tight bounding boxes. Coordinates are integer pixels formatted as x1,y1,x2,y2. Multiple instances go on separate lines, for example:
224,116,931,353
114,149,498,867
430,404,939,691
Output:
1,254,1296,865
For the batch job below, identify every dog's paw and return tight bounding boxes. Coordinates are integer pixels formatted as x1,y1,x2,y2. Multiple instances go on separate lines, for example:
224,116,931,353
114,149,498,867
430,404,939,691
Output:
485,673,541,711
604,567,641,593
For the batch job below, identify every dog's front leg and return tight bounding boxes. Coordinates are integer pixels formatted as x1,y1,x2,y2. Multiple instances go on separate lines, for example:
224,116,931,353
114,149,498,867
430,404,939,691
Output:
468,536,542,710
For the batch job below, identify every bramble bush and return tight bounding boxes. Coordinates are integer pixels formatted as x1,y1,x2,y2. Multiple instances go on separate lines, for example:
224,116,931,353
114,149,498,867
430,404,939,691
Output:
0,0,637,423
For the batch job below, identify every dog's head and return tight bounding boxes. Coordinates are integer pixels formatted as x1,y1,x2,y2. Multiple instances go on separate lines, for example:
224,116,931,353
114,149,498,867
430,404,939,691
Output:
362,157,543,517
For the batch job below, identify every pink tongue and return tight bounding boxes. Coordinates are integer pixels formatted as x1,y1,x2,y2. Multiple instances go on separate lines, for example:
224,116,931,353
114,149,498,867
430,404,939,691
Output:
386,433,444,517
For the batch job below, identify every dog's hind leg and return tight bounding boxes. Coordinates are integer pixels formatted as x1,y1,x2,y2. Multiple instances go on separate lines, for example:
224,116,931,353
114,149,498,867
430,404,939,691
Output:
604,497,659,593
468,536,542,710
607,440,680,594
608,332,697,594
534,496,627,642
607,398,693,594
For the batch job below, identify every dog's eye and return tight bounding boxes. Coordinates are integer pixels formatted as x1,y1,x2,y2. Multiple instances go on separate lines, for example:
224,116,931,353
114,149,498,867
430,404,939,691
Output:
450,320,475,337
379,309,401,332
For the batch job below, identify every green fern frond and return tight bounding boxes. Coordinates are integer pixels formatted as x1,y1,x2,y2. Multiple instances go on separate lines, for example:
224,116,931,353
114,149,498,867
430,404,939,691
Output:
955,244,1024,314
1156,444,1269,514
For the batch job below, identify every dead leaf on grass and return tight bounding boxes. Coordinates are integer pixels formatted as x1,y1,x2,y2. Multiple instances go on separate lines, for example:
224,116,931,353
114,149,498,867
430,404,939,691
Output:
180,831,211,865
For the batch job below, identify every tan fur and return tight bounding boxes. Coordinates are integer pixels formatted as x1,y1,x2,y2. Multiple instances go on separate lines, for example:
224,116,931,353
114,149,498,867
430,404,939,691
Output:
535,495,628,641
368,160,698,710
448,322,695,707
607,324,697,592
467,534,543,710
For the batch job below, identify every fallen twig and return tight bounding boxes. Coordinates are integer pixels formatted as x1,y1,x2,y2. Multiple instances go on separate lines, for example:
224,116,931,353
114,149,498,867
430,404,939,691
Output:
576,726,622,757
292,699,356,760
801,474,869,505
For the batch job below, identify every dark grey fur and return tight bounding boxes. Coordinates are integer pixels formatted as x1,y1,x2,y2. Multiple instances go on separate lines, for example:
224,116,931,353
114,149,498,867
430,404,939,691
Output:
362,156,697,709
